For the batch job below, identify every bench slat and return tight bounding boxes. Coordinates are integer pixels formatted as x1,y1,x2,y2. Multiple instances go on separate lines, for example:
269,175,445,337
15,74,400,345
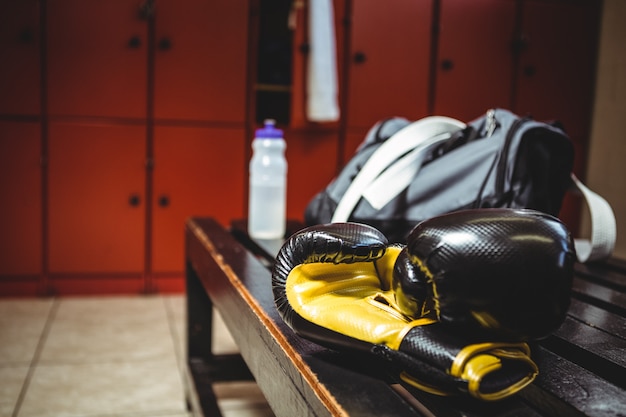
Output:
566,298,626,337
575,263,626,292
571,278,626,317
521,346,626,417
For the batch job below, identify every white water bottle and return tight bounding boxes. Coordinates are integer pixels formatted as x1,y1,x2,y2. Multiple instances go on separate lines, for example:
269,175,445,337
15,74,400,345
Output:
248,119,287,239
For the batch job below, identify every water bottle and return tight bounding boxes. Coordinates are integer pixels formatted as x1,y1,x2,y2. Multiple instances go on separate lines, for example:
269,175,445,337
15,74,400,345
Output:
248,119,287,239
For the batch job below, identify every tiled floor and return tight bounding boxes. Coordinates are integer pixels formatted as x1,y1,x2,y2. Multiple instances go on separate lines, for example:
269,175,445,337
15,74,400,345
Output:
0,295,275,417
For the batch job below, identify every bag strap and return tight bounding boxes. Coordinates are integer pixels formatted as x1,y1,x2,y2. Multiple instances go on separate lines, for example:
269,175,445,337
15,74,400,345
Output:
331,116,466,223
570,173,616,262
361,131,455,210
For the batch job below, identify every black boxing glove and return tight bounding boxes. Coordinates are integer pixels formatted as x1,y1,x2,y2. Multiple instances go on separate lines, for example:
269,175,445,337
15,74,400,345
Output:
393,208,576,340
272,221,539,401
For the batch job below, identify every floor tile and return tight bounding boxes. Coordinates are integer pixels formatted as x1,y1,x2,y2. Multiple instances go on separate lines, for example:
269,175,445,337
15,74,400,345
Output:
0,298,55,319
52,296,167,323
162,295,239,356
0,298,54,365
39,296,177,364
220,405,275,417
214,381,272,409
129,413,191,417
165,296,270,416
18,359,187,417
212,310,239,355
2,295,271,417
162,295,186,363
0,365,29,417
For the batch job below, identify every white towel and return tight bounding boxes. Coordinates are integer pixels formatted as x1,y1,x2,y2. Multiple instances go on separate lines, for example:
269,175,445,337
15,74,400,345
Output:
306,0,340,122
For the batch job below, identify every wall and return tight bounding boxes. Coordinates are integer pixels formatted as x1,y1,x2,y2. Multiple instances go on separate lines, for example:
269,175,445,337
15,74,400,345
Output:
585,0,626,260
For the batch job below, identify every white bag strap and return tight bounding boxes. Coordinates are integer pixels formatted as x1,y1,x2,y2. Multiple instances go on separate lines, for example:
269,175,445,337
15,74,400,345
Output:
331,116,466,223
570,173,616,262
362,131,455,210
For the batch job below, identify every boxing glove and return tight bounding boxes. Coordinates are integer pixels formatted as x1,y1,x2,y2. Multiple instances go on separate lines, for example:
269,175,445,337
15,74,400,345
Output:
272,218,543,400
393,209,576,340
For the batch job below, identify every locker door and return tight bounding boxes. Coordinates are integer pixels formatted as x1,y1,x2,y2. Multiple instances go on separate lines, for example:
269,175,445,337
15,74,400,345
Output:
347,0,433,129
151,126,245,275
48,122,146,273
285,129,339,219
0,122,42,276
47,0,147,118
434,0,517,121
0,0,41,115
515,0,601,231
153,0,249,122
515,0,600,141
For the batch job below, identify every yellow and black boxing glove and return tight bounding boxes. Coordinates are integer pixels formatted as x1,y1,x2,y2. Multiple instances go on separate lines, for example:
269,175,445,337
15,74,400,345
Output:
393,208,576,341
271,210,575,400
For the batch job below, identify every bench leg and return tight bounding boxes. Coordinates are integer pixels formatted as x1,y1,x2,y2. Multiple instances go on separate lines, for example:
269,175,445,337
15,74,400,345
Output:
185,260,254,417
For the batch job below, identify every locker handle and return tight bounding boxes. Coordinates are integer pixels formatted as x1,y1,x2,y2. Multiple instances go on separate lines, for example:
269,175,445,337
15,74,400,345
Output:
441,59,454,71
353,51,367,64
19,29,34,44
158,37,172,51
511,34,530,54
129,194,141,207
523,65,536,77
299,43,310,54
128,36,142,49
158,195,170,207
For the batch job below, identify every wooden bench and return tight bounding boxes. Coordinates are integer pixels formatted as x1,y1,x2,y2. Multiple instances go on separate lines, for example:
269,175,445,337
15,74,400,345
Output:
184,217,626,417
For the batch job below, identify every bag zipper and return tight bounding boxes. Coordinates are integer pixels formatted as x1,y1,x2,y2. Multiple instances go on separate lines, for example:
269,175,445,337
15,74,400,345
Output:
485,109,497,137
494,111,531,195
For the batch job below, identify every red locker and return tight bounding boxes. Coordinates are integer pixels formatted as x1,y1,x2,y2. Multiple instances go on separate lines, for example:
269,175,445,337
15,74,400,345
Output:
0,122,42,276
434,0,517,121
515,0,600,142
151,126,246,275
346,0,432,129
0,0,41,116
284,128,339,219
514,0,600,231
154,0,249,122
47,122,146,274
47,0,147,118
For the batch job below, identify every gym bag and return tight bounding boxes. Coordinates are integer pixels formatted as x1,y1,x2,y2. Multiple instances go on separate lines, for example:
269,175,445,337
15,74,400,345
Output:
304,108,615,262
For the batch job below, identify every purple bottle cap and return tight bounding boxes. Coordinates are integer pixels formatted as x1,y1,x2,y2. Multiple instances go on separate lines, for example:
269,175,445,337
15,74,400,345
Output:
255,119,283,139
